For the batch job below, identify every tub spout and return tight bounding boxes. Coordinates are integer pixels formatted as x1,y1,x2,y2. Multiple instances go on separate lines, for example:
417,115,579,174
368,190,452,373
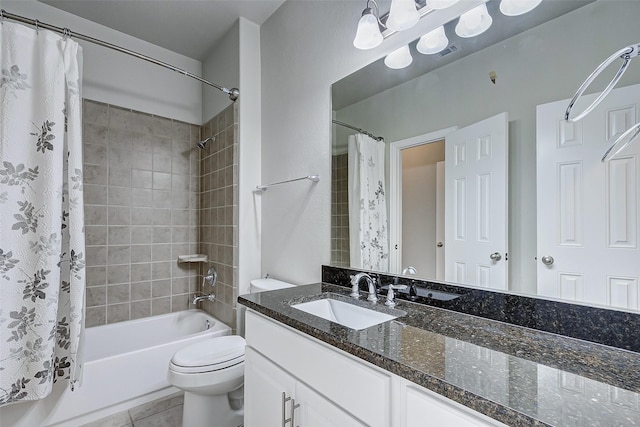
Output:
192,293,215,305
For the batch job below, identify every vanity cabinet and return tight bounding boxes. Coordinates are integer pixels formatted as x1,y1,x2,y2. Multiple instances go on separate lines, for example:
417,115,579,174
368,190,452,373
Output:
244,310,504,427
245,310,392,426
245,346,365,426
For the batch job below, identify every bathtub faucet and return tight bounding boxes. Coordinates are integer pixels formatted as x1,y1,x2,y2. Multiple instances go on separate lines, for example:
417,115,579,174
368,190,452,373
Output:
192,293,215,305
193,266,218,305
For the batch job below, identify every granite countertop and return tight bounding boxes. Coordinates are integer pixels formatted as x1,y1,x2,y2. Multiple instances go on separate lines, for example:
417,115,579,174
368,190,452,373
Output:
238,283,640,427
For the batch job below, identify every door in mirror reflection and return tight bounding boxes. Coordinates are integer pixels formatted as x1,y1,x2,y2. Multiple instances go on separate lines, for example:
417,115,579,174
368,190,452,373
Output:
537,83,640,310
388,114,509,289
445,113,509,290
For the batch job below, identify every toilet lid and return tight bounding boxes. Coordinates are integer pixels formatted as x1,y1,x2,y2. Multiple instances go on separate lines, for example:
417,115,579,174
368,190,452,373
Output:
170,336,245,373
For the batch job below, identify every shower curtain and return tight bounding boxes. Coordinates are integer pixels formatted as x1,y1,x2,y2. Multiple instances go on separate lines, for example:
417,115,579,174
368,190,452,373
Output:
0,22,85,405
348,134,389,272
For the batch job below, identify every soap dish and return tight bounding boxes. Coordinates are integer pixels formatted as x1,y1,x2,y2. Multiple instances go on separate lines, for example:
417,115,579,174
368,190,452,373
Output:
177,254,208,263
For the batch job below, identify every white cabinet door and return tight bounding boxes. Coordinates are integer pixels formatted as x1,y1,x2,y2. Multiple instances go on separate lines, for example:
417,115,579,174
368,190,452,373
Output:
245,310,392,426
445,113,509,289
245,346,366,427
537,83,640,309
295,381,367,427
244,347,296,427
401,380,505,427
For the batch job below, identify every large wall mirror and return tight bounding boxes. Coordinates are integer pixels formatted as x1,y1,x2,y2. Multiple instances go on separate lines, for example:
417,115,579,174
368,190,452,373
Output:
331,0,640,312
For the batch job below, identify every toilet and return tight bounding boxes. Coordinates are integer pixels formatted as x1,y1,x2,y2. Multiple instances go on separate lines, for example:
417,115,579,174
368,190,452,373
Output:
167,278,295,427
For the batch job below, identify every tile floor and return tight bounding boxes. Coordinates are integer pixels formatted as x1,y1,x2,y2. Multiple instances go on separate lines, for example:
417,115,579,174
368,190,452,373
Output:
81,393,183,427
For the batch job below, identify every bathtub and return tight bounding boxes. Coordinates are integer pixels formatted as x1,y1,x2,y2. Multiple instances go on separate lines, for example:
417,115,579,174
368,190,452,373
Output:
1,310,230,427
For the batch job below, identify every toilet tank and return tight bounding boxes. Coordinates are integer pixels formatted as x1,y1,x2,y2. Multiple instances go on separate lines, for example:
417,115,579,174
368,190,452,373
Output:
249,278,295,293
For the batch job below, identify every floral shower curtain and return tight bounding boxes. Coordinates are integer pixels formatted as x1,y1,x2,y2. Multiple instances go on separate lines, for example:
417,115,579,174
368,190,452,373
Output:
348,134,389,272
0,22,85,405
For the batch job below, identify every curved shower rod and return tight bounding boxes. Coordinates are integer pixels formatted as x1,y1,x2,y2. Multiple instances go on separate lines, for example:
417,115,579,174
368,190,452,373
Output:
332,119,384,142
0,9,239,101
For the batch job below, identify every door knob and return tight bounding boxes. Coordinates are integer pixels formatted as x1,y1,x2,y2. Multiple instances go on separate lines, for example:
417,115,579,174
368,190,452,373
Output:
541,255,554,266
489,252,502,262
436,242,443,248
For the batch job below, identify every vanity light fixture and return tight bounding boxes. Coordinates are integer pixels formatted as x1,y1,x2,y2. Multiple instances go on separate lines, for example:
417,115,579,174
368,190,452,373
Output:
499,0,542,16
455,3,493,38
353,0,384,50
386,0,420,31
385,45,413,69
426,0,461,10
416,25,449,54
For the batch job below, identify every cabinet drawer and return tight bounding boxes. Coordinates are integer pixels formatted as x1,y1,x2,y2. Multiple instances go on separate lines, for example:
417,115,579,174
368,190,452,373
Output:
245,310,392,427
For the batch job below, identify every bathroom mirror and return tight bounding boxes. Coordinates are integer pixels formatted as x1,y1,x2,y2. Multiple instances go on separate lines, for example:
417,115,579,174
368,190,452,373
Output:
331,0,640,311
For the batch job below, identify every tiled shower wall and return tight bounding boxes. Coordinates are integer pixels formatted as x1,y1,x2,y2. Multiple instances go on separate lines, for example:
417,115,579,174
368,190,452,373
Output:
82,100,200,326
331,154,350,267
198,104,239,331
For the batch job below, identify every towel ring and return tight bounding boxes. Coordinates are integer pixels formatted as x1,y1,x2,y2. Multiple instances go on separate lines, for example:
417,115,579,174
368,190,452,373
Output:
602,122,640,162
565,43,640,122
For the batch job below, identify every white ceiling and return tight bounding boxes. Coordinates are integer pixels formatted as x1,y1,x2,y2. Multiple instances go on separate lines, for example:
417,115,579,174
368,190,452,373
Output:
39,0,286,60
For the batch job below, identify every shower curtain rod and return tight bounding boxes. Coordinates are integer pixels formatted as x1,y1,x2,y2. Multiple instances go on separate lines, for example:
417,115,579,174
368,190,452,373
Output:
0,9,239,101
332,119,384,142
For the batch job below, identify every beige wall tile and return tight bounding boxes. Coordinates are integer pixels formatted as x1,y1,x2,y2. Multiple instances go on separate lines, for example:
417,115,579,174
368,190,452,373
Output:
83,101,200,325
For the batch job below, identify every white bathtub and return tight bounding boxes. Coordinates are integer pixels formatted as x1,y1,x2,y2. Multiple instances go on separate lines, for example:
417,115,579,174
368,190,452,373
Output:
1,310,230,427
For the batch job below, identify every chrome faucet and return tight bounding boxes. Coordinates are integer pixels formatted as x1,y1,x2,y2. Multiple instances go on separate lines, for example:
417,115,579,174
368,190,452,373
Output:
192,293,215,305
349,272,379,302
385,284,407,307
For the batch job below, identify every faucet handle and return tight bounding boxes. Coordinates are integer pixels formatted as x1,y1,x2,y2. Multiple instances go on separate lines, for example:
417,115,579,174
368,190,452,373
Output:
385,284,407,307
349,275,361,298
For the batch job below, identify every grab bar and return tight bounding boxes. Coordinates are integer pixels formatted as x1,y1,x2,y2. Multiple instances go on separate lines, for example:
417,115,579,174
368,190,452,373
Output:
256,175,319,192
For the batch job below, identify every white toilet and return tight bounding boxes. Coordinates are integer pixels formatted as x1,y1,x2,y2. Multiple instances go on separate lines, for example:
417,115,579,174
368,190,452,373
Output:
167,278,295,427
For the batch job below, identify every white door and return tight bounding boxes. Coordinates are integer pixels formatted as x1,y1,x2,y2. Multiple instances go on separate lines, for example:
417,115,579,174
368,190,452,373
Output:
445,113,509,289
244,347,296,427
537,83,640,310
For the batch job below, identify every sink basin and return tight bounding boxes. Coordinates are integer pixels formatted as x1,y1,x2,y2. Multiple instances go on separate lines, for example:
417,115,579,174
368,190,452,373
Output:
291,297,400,330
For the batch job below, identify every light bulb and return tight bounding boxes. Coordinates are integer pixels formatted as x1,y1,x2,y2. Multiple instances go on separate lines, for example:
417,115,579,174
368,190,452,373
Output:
384,45,413,69
353,8,384,50
455,4,492,38
416,26,449,54
386,0,420,32
499,0,542,16
426,0,460,10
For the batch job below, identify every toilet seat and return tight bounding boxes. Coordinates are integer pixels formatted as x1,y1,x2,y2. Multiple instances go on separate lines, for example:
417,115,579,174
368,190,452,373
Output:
170,336,246,374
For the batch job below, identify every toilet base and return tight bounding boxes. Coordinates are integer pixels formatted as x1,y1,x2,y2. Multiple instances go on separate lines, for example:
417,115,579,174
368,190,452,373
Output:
182,387,244,427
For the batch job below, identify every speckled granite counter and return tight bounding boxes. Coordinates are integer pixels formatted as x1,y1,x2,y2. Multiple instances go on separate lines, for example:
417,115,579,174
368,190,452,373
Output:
238,283,640,427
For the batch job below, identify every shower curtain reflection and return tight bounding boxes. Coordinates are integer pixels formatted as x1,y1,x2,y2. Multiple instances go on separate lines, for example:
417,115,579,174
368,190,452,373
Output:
347,134,389,272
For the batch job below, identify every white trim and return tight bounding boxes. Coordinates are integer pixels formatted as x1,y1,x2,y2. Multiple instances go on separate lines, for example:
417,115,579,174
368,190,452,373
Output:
388,127,458,274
